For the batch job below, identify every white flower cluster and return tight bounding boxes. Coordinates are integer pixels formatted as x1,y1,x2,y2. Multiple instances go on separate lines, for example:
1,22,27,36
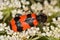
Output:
42,26,60,38
41,17,60,38
52,17,60,28
0,23,7,31
0,23,40,40
31,2,43,14
0,22,60,40
43,0,60,16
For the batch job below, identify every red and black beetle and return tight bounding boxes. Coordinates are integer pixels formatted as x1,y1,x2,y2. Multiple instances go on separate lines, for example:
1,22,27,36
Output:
10,13,47,32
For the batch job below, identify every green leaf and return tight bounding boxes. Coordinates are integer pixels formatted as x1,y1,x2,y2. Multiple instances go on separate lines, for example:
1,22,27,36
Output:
48,37,59,40
1,7,15,23
37,36,48,40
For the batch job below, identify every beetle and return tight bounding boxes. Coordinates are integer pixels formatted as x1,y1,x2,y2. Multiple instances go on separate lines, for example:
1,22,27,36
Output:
10,13,47,32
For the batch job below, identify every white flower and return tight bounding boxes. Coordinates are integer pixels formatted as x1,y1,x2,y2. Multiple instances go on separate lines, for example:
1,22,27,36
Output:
21,0,26,3
54,33,60,38
0,6,4,10
0,12,3,19
0,23,5,31
5,26,14,35
25,31,30,39
52,18,56,22
57,24,60,28
41,33,46,36
57,29,60,33
27,28,38,36
36,3,43,10
58,17,60,21
0,28,4,31
49,31,53,34
0,35,5,40
46,27,49,31
5,1,10,6
30,27,35,30
8,4,13,7
51,0,57,6
26,1,30,5
43,26,49,32
55,27,58,31
43,27,46,31
23,6,29,12
4,35,8,40
0,23,3,27
10,0,21,8
31,3,42,13
36,27,39,31
15,36,20,40
50,26,55,30
11,36,17,40
13,32,17,36
48,12,52,16
53,7,59,12
17,9,23,14
44,0,49,6
18,31,29,39
46,23,50,26
11,9,17,18
3,23,6,27
31,3,36,10
7,35,11,40
46,32,51,37
15,1,21,8
6,30,14,35
21,0,29,5
29,31,36,36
